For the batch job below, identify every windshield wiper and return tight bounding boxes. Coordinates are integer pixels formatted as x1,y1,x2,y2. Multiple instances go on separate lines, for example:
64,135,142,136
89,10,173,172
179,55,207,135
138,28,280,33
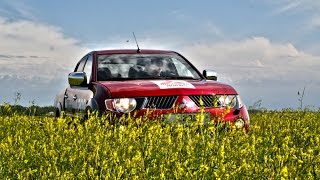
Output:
161,76,201,80
134,76,201,80
100,77,138,81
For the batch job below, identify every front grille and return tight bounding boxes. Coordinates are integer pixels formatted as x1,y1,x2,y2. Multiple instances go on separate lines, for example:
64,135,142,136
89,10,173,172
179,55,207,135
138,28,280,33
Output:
189,95,221,108
142,96,177,109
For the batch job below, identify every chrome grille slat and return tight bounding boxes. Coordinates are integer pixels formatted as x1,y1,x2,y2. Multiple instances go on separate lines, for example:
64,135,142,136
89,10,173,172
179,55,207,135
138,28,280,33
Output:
189,95,219,108
146,97,154,108
162,97,169,108
168,97,176,108
142,96,177,109
156,97,161,107
159,98,165,105
203,96,214,106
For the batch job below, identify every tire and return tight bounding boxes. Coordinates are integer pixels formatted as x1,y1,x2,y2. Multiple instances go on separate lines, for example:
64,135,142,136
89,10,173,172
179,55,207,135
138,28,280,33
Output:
55,108,60,118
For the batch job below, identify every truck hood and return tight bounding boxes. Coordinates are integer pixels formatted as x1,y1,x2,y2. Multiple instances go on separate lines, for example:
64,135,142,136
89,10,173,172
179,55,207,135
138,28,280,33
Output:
98,79,237,98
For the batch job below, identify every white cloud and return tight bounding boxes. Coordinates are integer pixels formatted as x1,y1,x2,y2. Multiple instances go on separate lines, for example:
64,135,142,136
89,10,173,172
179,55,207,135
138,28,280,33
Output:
8,1,36,20
272,0,304,14
0,0,37,20
0,16,88,105
182,37,319,82
0,16,88,79
267,0,320,29
168,9,188,20
269,0,320,14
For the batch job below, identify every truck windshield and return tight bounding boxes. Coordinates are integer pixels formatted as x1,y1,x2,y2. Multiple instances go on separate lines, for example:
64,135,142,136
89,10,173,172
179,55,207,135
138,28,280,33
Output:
96,53,202,81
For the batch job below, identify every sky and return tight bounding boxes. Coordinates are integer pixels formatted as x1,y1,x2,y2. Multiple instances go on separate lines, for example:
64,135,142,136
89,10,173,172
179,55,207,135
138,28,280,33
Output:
0,0,320,109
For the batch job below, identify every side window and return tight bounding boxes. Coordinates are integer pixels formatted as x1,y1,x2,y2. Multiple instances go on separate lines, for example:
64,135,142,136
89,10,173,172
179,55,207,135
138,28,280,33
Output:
83,54,93,83
75,56,88,72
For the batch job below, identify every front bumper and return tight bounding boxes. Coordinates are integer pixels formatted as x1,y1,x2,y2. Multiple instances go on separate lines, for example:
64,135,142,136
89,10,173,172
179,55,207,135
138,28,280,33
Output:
105,105,250,131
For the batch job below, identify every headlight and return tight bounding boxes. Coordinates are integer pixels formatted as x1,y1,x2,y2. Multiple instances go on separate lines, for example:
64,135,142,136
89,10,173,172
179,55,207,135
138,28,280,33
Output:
234,118,245,129
218,95,237,108
105,98,137,113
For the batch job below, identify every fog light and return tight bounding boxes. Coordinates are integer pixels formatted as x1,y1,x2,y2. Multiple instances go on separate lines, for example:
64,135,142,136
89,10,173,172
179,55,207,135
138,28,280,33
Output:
234,119,245,129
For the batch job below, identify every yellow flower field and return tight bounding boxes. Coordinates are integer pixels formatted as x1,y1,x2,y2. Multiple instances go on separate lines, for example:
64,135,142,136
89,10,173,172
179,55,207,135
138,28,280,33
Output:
0,110,319,179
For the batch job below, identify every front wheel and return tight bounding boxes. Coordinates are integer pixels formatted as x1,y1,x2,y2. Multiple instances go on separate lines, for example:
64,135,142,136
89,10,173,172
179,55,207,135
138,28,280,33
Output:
55,108,60,118
55,108,66,118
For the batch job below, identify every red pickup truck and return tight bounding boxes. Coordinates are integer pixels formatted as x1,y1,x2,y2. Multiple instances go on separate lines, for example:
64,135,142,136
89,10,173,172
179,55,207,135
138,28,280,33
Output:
54,49,250,130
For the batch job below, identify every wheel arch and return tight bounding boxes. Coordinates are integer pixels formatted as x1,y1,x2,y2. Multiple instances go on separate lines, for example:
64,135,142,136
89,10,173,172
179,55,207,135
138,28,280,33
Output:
86,98,101,116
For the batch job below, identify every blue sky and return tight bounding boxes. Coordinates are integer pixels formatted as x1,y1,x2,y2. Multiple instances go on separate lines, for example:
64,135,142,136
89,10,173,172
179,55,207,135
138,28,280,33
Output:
1,0,320,109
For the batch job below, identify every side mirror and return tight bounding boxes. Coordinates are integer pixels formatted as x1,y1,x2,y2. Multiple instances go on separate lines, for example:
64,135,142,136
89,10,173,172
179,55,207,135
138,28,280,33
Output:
68,72,88,87
203,69,217,81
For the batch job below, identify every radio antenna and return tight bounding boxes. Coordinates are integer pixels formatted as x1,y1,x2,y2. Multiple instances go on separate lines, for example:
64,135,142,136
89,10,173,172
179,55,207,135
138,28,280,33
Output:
132,32,141,53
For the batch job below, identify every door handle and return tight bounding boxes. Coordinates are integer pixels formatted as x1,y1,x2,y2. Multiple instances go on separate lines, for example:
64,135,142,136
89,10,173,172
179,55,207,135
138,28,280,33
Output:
73,95,77,100
64,94,68,99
